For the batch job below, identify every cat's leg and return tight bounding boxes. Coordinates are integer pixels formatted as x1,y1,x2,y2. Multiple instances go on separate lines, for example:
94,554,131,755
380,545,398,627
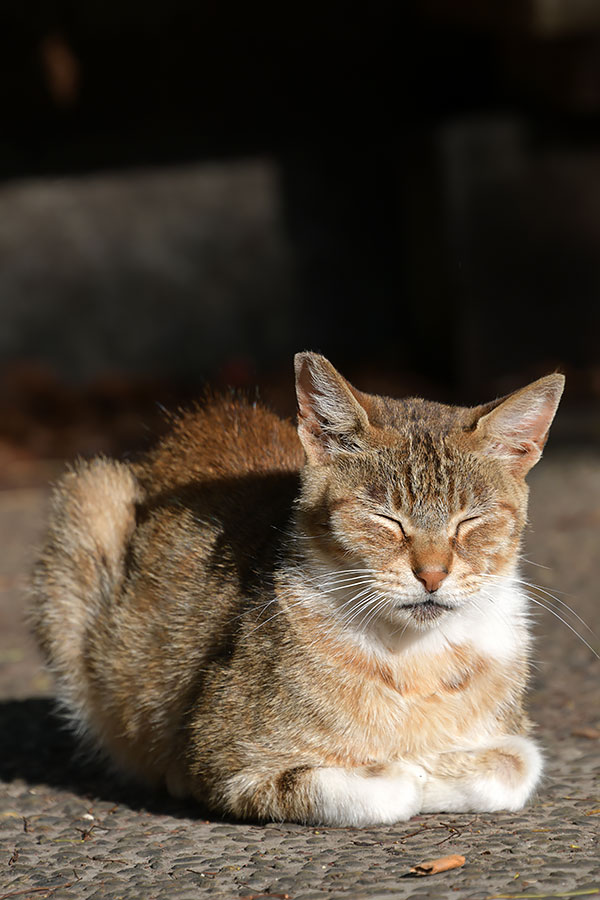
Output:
420,735,543,814
222,761,427,826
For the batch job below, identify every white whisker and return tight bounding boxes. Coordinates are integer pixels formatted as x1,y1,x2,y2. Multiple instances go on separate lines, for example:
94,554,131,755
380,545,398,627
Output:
518,554,551,570
478,573,597,641
524,595,600,660
361,594,394,631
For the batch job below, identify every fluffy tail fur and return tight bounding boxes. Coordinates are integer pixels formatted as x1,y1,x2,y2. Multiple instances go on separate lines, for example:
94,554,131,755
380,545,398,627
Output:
30,458,140,732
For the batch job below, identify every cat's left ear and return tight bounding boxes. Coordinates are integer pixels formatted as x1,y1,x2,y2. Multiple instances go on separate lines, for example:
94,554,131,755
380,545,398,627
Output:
294,352,372,464
471,374,565,475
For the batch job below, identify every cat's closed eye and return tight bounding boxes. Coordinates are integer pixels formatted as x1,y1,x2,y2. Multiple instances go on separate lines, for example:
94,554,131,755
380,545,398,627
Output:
371,512,407,538
454,516,482,539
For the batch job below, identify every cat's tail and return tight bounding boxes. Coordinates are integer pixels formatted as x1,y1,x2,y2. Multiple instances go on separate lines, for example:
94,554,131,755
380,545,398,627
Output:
30,458,140,733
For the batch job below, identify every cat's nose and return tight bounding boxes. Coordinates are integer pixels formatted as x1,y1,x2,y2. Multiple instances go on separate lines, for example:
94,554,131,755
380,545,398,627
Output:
414,568,448,593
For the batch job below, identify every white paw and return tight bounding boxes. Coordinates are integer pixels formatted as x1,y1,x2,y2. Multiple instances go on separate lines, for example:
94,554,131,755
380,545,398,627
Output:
421,736,543,814
470,735,543,812
312,762,427,826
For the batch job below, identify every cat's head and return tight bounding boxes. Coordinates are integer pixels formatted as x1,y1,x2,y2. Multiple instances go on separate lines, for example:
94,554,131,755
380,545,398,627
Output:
293,352,564,633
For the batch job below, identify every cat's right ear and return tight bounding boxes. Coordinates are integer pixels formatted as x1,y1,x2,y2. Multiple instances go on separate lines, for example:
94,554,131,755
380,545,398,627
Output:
294,352,371,464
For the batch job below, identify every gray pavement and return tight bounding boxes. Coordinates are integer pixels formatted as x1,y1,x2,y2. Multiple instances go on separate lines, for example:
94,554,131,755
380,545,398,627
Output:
1,447,599,899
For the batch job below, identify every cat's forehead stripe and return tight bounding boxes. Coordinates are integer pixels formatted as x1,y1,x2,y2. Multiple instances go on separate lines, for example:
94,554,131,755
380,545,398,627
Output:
370,435,477,522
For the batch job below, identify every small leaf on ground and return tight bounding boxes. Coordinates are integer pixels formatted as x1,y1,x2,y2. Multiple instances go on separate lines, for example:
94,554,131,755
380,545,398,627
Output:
408,853,466,876
572,727,600,739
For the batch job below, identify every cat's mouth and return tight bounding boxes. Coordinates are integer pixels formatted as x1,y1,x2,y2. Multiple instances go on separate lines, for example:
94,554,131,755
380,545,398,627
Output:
397,598,454,620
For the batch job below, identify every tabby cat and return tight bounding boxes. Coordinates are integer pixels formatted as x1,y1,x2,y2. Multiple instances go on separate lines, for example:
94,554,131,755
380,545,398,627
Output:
31,353,564,825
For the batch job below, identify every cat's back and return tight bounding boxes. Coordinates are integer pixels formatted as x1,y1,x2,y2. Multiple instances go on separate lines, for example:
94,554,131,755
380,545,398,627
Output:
137,393,304,494
129,395,305,597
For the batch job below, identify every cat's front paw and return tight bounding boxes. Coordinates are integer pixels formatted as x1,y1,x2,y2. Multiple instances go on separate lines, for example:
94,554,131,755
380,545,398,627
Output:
472,735,543,812
311,761,427,827
421,735,543,814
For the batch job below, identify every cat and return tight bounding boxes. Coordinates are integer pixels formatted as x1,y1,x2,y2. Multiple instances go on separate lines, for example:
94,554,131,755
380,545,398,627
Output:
30,352,564,826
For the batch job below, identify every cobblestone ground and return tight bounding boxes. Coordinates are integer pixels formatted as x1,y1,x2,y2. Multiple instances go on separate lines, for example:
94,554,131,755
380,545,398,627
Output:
0,446,598,900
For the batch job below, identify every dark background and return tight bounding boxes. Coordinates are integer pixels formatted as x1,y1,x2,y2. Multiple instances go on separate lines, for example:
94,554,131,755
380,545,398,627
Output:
1,0,600,479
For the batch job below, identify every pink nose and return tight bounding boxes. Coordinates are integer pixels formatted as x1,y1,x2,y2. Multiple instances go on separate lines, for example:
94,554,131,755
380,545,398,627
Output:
415,568,448,593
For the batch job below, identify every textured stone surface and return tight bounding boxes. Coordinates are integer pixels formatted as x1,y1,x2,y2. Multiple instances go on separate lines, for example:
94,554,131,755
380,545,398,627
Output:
0,446,598,899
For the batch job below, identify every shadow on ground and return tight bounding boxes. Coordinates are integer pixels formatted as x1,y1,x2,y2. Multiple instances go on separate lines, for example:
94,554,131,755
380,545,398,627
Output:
0,697,216,820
